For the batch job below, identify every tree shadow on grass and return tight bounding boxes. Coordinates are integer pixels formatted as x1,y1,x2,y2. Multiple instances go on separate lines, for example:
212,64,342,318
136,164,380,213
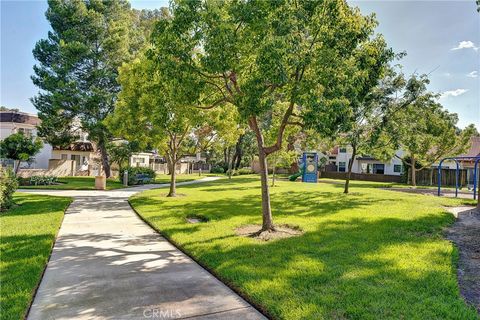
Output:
186,215,478,319
132,188,398,226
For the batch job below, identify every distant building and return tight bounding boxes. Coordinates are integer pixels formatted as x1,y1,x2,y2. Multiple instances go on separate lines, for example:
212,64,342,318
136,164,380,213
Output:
51,142,96,172
0,110,52,169
327,146,405,176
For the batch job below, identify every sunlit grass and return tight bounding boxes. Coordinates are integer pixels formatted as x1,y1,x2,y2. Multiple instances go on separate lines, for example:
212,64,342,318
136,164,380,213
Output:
130,176,478,319
0,193,72,320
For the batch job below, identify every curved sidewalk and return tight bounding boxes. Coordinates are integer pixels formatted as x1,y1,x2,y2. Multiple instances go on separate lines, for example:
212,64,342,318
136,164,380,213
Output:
22,178,266,320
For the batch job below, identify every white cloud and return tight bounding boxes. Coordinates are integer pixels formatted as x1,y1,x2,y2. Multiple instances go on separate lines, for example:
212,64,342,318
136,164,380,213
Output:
440,89,469,99
451,41,478,51
467,71,478,78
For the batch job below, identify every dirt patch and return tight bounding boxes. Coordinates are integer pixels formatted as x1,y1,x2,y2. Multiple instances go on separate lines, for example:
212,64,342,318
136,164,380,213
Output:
186,214,209,224
159,193,187,198
235,224,303,241
445,206,480,312
384,187,474,199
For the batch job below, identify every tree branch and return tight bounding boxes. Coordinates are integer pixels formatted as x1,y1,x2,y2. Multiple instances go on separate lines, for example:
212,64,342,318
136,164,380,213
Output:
263,102,295,156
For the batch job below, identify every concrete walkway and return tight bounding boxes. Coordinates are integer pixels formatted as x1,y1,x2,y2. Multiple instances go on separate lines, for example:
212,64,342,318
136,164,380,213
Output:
21,178,265,320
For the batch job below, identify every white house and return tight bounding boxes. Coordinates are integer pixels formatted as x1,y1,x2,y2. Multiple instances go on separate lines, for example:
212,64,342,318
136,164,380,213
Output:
0,110,52,169
328,146,405,176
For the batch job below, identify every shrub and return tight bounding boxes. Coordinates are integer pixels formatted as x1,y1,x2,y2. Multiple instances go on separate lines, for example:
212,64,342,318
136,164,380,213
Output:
28,175,58,186
210,165,225,174
236,168,255,175
226,168,255,176
0,167,18,211
119,167,156,185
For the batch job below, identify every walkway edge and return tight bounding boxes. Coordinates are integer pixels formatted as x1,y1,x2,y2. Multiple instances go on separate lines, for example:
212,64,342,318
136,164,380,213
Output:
127,200,272,320
24,197,74,320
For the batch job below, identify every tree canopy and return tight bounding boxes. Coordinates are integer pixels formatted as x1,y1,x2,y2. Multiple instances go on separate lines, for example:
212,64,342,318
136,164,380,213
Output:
0,133,43,174
148,0,383,232
31,0,158,177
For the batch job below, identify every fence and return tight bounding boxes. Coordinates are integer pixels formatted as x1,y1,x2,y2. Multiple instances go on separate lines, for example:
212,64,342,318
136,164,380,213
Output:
321,171,403,183
407,168,474,187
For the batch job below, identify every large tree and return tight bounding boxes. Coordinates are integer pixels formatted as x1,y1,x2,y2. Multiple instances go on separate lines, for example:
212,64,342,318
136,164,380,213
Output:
108,53,237,196
336,65,433,193
395,98,475,187
313,36,395,193
150,0,378,232
31,0,146,177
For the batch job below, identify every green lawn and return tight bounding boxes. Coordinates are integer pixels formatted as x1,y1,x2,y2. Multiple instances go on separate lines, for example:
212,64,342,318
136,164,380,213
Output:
0,193,72,320
21,176,126,190
130,176,478,319
153,173,218,184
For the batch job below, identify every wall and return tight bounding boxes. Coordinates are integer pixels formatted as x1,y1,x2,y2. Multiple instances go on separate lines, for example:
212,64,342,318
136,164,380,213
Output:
130,153,152,168
18,159,76,177
151,162,198,174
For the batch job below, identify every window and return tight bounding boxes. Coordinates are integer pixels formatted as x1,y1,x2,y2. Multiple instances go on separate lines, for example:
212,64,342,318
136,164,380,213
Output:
61,154,68,160
394,164,402,173
17,128,33,138
338,162,346,172
372,164,385,174
133,157,145,164
339,147,347,153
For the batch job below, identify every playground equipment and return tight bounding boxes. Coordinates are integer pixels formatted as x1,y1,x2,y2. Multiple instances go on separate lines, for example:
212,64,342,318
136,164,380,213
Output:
301,152,319,183
288,152,321,182
437,156,480,199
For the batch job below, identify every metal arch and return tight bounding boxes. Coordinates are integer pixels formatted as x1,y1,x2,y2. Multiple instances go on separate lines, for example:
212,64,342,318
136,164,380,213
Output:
437,156,480,199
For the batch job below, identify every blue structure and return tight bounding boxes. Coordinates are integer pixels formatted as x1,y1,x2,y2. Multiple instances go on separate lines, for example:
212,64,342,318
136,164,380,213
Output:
301,152,318,183
437,156,480,199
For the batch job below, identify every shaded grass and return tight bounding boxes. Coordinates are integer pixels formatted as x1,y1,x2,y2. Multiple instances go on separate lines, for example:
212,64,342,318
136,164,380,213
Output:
0,193,72,320
21,176,126,190
130,176,478,319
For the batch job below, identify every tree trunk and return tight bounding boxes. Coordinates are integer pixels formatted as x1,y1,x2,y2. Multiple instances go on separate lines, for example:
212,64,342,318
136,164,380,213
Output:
233,134,244,170
227,155,233,180
14,160,20,175
249,117,274,232
411,155,416,187
167,160,177,197
271,158,276,187
287,134,298,174
98,141,111,178
344,146,356,194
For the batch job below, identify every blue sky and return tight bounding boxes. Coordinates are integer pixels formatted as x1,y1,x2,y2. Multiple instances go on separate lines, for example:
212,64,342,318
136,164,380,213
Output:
1,0,478,128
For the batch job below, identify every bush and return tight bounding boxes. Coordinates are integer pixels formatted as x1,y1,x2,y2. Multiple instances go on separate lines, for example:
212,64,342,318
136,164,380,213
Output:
210,165,225,174
236,168,255,175
226,167,255,176
119,167,156,185
29,175,58,186
0,167,18,211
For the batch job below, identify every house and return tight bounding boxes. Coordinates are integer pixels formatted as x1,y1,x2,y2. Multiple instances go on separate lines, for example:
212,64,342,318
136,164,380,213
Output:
130,151,209,174
327,146,405,176
51,141,97,172
130,152,153,168
0,110,52,169
433,136,480,186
